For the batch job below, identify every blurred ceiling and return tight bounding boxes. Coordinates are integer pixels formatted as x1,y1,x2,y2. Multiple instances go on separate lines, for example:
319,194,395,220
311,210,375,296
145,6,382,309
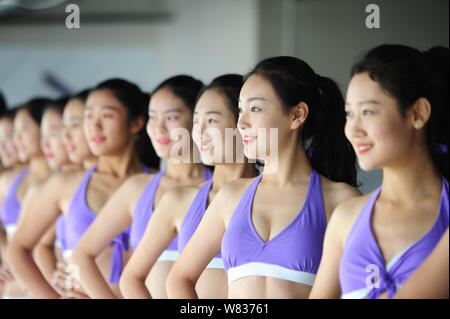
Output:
0,0,172,24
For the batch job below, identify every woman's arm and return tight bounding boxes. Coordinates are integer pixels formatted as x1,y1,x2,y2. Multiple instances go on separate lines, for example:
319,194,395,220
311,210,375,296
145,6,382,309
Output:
166,183,235,299
119,187,188,299
71,175,146,299
6,177,64,298
34,222,58,283
309,198,358,299
394,228,449,299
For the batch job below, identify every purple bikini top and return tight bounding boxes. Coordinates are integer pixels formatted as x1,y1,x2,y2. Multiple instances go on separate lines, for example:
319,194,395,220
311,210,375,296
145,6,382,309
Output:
64,164,150,284
221,169,327,286
178,178,224,269
129,167,212,262
339,177,449,299
0,167,29,234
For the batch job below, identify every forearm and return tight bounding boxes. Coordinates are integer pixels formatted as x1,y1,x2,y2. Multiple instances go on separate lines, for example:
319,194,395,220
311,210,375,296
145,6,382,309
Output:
166,272,199,299
7,243,59,298
119,272,152,299
34,244,58,283
71,252,117,299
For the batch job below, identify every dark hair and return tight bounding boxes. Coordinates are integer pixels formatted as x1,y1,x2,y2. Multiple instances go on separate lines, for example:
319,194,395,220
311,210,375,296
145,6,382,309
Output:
70,88,91,104
351,44,449,180
90,78,160,170
196,74,243,122
0,107,17,122
44,95,70,116
0,92,7,115
152,75,204,112
245,56,357,186
20,97,54,125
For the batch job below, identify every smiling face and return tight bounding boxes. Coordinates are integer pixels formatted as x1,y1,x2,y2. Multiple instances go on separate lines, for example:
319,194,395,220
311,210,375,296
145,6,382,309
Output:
146,88,194,159
62,98,94,164
40,108,69,170
345,72,415,171
0,117,19,168
192,88,240,165
13,108,42,162
237,74,293,161
84,89,133,157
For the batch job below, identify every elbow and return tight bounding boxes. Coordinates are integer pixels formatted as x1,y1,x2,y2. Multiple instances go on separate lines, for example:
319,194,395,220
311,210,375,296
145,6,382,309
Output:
118,271,130,298
71,245,91,268
166,266,186,298
5,239,24,269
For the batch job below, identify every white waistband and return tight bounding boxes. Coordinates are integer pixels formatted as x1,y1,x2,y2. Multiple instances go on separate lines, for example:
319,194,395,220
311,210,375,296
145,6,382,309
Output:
340,287,371,299
63,249,73,260
227,262,316,286
157,250,179,262
54,239,62,248
5,224,17,234
206,257,225,269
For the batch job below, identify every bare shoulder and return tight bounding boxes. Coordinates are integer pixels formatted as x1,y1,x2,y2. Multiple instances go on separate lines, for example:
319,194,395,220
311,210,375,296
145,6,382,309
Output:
121,172,156,194
320,176,362,220
211,177,257,223
218,176,256,199
0,168,22,192
44,169,85,191
157,184,202,222
327,191,374,244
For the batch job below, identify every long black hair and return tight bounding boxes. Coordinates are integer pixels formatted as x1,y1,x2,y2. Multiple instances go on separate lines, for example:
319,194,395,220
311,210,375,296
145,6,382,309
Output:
351,44,449,180
245,56,357,186
90,78,160,170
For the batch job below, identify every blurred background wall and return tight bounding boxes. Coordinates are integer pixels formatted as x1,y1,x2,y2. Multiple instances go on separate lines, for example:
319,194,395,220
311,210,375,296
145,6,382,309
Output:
0,0,448,193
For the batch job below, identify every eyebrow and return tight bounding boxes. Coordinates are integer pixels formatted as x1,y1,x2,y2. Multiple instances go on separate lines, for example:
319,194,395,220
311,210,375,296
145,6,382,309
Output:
193,111,222,116
238,96,267,103
85,105,121,111
149,109,183,114
345,99,381,106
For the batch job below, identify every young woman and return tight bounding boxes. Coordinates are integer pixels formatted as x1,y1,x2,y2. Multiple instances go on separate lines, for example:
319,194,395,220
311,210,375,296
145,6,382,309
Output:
0,108,27,297
119,74,258,299
1,98,52,298
166,56,361,299
71,75,213,299
31,91,98,297
309,45,449,299
7,79,157,298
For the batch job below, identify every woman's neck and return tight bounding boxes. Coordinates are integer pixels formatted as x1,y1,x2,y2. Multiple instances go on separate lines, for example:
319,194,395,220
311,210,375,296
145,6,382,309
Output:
165,159,205,181
211,162,257,191
380,145,442,205
60,161,81,172
28,155,50,179
82,156,98,171
97,144,142,180
262,139,312,188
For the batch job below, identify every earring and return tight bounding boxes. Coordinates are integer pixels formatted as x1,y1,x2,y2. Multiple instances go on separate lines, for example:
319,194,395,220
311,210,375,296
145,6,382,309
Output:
414,123,420,129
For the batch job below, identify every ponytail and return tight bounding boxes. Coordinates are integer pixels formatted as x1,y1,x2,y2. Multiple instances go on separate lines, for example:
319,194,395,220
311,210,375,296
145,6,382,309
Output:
423,47,449,180
305,75,357,186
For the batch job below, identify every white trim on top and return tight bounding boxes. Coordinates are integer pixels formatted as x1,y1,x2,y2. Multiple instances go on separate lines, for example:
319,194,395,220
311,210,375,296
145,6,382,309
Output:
157,250,179,262
227,262,316,286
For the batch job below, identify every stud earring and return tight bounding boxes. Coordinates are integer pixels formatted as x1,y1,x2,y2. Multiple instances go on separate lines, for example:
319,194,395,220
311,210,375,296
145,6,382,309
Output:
414,123,420,129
